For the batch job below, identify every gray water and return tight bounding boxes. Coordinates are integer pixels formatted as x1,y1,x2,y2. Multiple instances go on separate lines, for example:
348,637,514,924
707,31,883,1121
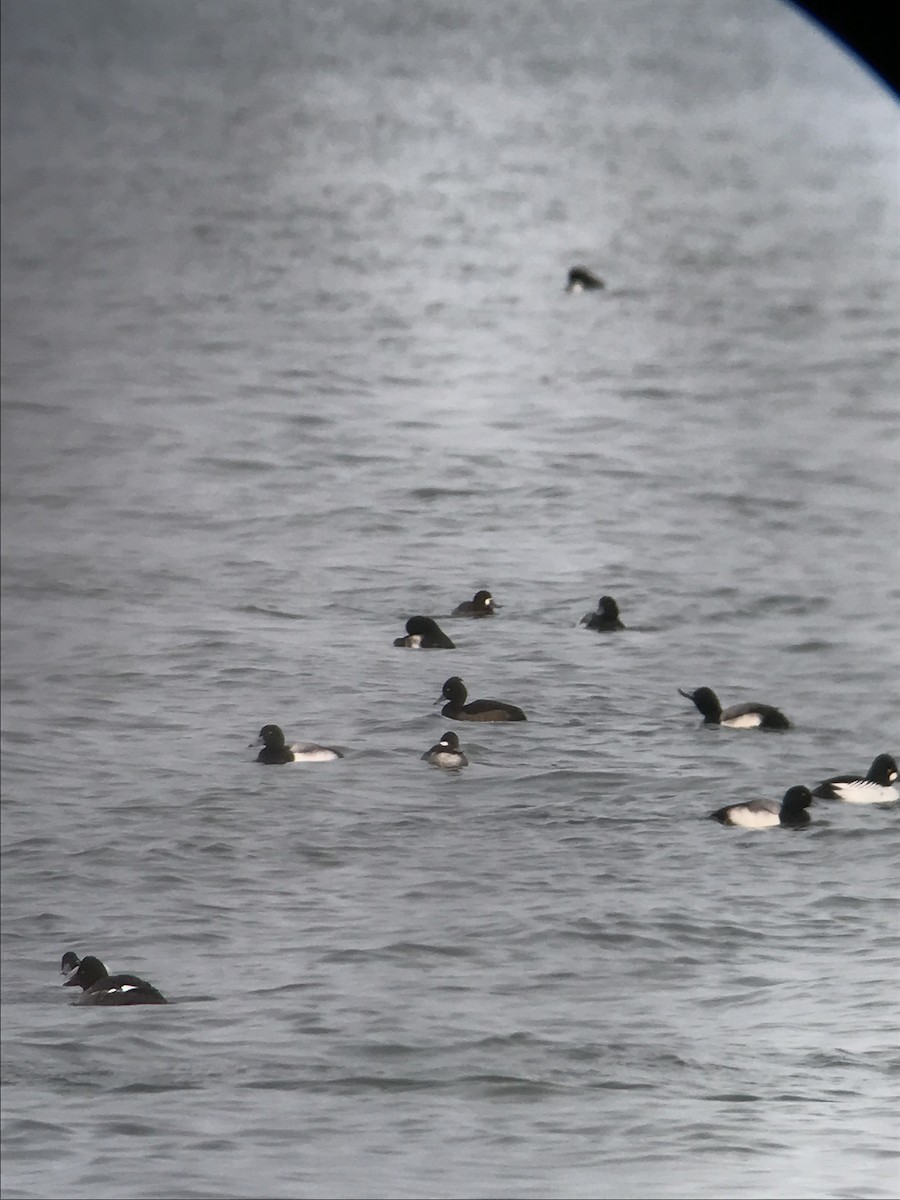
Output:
2,3,899,1198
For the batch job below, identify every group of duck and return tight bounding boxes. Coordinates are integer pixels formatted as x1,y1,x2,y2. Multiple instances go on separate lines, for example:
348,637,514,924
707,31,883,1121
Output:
249,586,896,822
57,268,895,1009
61,583,896,1005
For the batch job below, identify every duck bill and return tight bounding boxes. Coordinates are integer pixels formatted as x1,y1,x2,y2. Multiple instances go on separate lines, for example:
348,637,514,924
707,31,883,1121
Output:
677,688,693,700
63,968,80,987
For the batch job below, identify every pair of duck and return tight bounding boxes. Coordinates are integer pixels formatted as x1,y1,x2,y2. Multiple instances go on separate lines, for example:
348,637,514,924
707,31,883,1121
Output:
60,952,167,1006
393,589,499,649
712,754,898,828
422,674,533,769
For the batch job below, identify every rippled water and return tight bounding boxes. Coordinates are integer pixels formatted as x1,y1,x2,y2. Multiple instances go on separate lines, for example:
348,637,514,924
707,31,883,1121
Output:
2,3,899,1198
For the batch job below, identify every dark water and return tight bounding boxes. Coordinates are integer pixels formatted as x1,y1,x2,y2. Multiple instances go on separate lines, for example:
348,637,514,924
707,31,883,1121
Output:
2,3,899,1197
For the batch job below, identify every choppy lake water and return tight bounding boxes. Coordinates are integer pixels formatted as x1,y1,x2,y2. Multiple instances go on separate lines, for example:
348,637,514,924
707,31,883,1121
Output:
2,3,899,1197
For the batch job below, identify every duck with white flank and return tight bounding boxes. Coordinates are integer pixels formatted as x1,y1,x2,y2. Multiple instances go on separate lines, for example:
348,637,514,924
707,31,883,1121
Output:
812,754,898,804
251,724,343,764
679,686,791,730
710,786,813,829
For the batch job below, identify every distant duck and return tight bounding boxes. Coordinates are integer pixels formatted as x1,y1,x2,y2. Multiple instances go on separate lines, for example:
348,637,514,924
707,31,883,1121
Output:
251,724,343,764
710,786,813,829
451,589,499,618
679,686,791,730
393,616,455,649
60,951,81,975
63,954,168,1005
565,265,605,292
438,676,527,723
811,754,898,804
580,595,624,631
422,730,469,769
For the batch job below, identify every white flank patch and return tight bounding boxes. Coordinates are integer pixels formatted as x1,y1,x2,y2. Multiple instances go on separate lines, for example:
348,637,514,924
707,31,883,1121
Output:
111,984,137,994
833,781,899,805
290,745,339,762
722,712,763,729
726,805,780,829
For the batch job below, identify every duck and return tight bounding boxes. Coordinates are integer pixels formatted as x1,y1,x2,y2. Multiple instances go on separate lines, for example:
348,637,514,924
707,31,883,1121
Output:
565,265,605,292
437,676,527,723
679,686,791,730
62,954,168,1005
811,754,898,804
393,616,455,649
710,786,813,829
451,589,499,618
580,595,625,631
421,730,469,769
60,951,81,975
251,724,343,764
